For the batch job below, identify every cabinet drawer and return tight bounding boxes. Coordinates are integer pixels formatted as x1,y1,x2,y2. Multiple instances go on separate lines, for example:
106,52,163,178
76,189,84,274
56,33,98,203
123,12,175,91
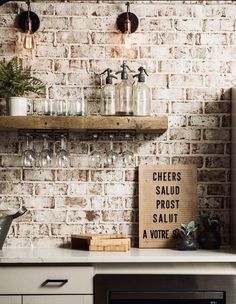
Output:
0,296,21,304
23,295,93,304
0,267,93,295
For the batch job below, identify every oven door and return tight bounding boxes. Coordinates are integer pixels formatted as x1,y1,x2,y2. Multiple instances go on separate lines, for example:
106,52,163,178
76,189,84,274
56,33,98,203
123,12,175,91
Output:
94,275,234,304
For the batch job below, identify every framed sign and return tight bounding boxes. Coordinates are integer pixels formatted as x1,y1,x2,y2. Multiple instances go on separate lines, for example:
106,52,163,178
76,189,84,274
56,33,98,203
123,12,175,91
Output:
139,165,197,248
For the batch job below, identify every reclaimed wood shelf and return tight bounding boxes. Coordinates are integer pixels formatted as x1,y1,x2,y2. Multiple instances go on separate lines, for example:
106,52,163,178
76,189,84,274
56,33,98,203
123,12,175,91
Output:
0,116,168,133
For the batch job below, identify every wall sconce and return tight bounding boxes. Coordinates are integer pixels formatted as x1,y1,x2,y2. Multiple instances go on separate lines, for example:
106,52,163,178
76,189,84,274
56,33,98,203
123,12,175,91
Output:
17,0,40,50
116,2,139,49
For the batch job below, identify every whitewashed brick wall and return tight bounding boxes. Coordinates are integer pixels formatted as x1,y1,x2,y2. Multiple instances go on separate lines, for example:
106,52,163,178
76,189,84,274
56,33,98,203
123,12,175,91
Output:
0,0,234,247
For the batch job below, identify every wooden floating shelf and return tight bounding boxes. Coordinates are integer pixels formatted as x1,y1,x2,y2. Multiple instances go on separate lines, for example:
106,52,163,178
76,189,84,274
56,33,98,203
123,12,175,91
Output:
0,115,168,133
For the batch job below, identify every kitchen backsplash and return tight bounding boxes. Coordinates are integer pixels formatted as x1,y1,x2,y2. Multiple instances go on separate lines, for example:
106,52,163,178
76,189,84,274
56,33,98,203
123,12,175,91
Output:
0,0,234,247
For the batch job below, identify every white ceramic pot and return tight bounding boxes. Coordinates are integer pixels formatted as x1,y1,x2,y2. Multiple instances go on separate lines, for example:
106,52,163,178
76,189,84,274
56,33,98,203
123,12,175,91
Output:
8,97,27,116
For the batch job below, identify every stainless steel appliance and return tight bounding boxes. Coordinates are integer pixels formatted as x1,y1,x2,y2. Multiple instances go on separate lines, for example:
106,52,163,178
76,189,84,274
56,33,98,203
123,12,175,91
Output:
94,275,235,304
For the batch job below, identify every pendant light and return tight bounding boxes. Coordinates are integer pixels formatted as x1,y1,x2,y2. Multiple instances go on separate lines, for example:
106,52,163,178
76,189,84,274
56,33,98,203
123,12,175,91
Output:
116,2,139,49
17,0,40,50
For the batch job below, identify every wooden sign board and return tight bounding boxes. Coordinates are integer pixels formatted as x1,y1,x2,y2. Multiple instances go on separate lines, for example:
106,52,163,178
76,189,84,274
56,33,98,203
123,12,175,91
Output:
139,165,197,248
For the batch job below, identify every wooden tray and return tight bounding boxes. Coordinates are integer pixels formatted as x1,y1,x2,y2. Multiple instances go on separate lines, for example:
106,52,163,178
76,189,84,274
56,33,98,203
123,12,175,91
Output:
71,234,131,252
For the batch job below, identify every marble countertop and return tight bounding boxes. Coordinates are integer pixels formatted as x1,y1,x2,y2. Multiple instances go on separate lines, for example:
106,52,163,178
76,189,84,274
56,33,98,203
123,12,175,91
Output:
0,247,235,264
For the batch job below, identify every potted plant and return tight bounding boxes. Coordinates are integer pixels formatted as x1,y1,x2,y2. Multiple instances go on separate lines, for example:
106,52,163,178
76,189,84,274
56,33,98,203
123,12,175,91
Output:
173,221,199,250
198,215,221,249
0,57,45,116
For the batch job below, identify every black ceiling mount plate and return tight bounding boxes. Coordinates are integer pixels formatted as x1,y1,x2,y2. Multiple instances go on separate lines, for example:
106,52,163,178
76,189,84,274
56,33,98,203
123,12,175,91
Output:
116,12,139,33
16,11,40,33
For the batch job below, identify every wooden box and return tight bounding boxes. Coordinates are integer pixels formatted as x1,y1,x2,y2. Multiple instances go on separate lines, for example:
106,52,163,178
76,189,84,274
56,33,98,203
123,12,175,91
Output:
71,234,131,252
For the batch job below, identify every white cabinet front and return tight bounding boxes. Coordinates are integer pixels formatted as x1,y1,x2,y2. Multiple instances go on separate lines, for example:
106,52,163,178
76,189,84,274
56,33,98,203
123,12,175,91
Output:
23,295,93,304
0,296,21,304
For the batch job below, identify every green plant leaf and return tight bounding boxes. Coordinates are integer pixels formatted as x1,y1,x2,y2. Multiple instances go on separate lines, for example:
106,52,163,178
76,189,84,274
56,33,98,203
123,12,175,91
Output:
0,57,45,98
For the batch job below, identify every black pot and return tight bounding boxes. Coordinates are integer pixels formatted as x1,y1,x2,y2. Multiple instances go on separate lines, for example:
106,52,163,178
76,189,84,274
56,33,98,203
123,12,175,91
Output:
176,235,199,251
198,228,221,250
0,206,27,249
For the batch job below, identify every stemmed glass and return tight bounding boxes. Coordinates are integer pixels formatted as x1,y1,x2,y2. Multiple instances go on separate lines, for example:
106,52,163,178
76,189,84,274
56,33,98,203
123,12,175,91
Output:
90,134,102,167
39,134,53,167
21,133,36,167
56,135,70,168
122,133,134,166
104,134,118,166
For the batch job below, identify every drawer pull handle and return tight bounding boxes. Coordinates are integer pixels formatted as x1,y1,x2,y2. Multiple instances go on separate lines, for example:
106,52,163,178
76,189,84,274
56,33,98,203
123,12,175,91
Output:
41,279,68,288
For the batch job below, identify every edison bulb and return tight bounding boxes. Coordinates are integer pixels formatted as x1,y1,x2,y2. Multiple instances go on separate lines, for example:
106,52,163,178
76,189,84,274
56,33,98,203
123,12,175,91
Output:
124,32,132,49
23,31,35,50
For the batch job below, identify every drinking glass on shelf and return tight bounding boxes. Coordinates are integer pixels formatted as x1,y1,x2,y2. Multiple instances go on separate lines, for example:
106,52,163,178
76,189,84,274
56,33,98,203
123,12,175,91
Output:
57,100,69,116
104,134,118,166
122,133,134,166
56,135,70,168
21,133,36,167
44,99,56,116
89,134,102,167
39,134,53,167
70,88,87,116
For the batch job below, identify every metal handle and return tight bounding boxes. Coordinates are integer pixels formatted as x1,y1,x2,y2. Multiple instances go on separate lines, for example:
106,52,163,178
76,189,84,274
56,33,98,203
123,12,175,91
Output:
41,279,68,288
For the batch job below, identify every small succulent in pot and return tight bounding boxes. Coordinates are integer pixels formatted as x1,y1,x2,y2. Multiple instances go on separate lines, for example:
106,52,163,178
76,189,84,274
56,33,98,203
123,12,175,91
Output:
198,215,221,250
0,57,45,116
173,221,199,251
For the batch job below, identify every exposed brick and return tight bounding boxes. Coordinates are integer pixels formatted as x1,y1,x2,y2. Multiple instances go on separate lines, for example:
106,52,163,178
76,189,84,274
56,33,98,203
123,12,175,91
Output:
35,183,68,196
158,142,190,155
152,88,185,100
71,45,105,59
66,210,100,223
0,169,21,181
172,156,203,168
33,210,66,223
205,102,231,114
51,223,83,236
41,17,69,30
207,184,230,196
206,156,230,168
159,60,191,73
91,170,123,182
175,19,201,31
140,18,173,31
198,170,226,182
36,45,69,58
55,197,89,209
56,169,89,181
188,115,220,127
222,115,231,127
0,183,33,196
104,183,136,196
23,169,54,182
203,129,230,141
69,183,103,196
169,128,201,140
172,102,203,114
198,197,225,210
199,33,228,45
192,143,224,154
105,46,139,59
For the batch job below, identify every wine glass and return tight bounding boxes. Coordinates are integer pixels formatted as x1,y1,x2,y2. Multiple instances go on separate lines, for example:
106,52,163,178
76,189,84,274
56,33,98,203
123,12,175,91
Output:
104,134,118,167
56,135,70,168
90,134,102,167
39,134,53,167
122,133,134,166
21,133,36,167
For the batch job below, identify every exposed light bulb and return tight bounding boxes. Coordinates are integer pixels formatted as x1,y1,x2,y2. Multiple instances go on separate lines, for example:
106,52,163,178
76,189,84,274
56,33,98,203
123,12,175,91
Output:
124,32,132,49
23,31,35,50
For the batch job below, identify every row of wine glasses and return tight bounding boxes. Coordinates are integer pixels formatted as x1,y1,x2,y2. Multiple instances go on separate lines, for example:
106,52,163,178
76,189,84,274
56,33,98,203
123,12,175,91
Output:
22,134,69,168
21,133,135,168
90,134,134,167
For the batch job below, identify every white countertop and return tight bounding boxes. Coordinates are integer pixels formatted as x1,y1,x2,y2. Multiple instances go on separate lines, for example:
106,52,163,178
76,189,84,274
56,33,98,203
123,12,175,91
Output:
0,247,235,264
